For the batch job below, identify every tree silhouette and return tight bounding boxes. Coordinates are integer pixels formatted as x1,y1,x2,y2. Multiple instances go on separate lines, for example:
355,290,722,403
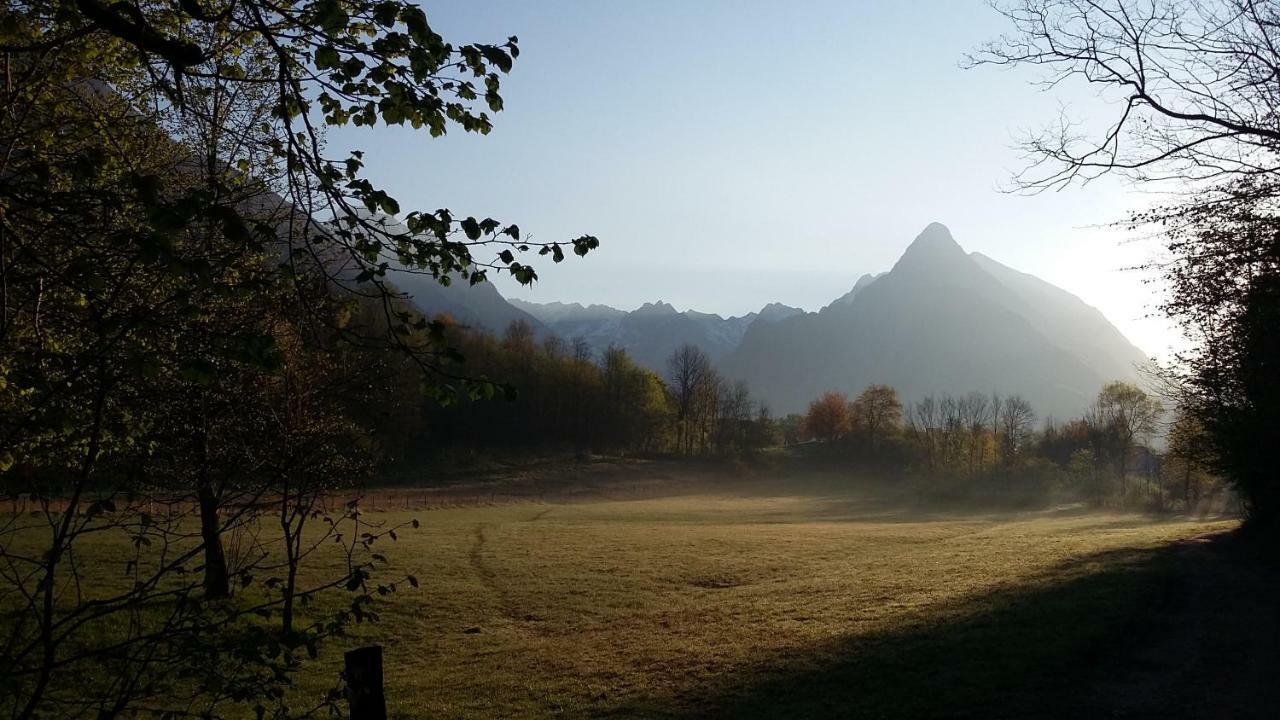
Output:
851,385,903,452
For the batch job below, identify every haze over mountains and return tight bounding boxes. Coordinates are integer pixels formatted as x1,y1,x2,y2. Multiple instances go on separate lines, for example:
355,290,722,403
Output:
389,270,551,338
397,223,1148,419
507,298,802,370
722,224,1148,418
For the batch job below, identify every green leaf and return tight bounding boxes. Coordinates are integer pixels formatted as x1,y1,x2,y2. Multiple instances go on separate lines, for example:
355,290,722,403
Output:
460,217,482,240
314,0,348,32
315,45,340,70
573,235,600,256
372,1,398,26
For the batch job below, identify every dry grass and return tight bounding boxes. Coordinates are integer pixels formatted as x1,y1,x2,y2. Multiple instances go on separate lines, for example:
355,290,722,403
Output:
289,478,1235,719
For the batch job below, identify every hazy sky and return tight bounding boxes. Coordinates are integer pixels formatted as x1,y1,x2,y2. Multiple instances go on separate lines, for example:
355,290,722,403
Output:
330,0,1182,359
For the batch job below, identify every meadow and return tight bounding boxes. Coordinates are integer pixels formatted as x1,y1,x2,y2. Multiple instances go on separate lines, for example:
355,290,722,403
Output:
294,467,1239,719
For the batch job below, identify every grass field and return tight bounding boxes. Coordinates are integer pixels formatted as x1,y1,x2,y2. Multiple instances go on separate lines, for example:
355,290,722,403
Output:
294,470,1237,719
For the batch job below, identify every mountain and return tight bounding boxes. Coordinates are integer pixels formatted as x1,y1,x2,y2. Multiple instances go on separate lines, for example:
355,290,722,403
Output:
719,223,1149,418
827,272,886,308
506,300,625,325
757,302,806,323
331,213,552,336
511,298,803,371
966,252,1147,385
390,272,551,336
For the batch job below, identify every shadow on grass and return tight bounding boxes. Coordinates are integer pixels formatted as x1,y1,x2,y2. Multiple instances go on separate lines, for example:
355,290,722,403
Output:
609,535,1234,720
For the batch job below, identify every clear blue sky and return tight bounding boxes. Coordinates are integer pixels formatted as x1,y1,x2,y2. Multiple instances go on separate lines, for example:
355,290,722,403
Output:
330,0,1179,358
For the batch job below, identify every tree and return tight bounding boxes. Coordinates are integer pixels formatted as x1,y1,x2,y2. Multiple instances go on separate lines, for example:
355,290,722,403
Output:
973,0,1280,526
1090,381,1162,492
744,403,780,452
1136,191,1280,523
958,392,992,474
804,391,852,443
850,385,902,452
1166,410,1220,510
779,414,806,446
907,395,943,472
713,380,755,454
601,346,671,453
969,0,1280,190
666,344,714,454
0,1,600,715
997,395,1037,471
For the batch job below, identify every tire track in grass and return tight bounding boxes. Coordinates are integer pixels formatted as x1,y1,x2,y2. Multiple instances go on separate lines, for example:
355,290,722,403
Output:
468,521,547,629
468,523,498,589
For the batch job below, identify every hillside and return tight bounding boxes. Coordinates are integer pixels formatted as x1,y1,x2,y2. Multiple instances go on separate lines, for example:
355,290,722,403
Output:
391,271,551,337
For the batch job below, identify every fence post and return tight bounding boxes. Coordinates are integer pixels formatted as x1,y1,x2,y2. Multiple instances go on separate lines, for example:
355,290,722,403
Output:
344,645,387,720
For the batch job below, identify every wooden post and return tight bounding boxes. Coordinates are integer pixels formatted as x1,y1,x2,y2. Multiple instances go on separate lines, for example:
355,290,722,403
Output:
344,645,387,720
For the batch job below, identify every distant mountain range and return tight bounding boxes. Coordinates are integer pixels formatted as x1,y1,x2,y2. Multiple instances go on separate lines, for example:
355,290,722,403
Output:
392,222,1149,418
507,299,802,370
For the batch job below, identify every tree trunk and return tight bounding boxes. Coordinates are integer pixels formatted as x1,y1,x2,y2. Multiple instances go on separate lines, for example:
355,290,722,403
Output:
1183,462,1193,507
1118,444,1129,497
197,480,230,600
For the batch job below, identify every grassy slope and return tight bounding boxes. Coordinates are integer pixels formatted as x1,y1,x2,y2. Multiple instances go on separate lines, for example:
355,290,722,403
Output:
292,480,1234,719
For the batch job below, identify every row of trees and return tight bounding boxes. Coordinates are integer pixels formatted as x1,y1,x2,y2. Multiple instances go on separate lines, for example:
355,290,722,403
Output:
799,381,1225,510
416,320,675,456
373,327,778,464
414,330,1219,515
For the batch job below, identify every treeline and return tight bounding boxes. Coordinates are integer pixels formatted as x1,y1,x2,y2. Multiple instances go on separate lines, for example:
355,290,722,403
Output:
380,318,1226,516
378,323,777,464
796,382,1228,511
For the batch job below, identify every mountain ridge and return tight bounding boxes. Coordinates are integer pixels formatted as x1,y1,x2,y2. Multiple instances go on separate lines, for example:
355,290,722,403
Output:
720,224,1148,418
510,298,803,370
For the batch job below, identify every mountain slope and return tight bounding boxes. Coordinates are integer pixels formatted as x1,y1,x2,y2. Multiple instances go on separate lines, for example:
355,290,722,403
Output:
720,223,1141,418
507,299,626,324
327,213,551,336
512,299,802,371
827,272,886,308
390,272,551,336
967,252,1149,382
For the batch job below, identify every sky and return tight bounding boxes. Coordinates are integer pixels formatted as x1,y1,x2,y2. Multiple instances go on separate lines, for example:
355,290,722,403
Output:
329,0,1184,360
